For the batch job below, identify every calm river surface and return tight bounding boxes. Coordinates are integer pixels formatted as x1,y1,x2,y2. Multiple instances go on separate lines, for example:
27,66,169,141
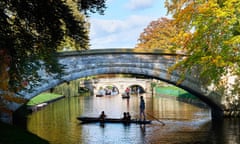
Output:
27,94,240,144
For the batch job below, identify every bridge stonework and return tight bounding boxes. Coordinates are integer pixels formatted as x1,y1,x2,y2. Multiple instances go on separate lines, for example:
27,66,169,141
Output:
0,49,236,123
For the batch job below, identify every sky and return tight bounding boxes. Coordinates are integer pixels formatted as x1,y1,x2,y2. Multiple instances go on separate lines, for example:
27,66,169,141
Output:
89,0,169,49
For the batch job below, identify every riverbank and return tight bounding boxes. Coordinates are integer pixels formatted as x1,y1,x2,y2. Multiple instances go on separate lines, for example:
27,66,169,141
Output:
13,92,65,127
27,93,64,106
27,93,64,112
0,121,49,144
6,93,68,143
155,86,208,108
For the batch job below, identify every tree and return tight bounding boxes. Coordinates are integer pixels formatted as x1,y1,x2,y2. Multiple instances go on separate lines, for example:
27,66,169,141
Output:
0,0,106,114
165,1,240,98
135,17,180,52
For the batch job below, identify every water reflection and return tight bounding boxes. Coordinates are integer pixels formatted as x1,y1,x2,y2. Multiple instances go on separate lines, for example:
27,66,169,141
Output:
27,94,240,144
208,119,240,144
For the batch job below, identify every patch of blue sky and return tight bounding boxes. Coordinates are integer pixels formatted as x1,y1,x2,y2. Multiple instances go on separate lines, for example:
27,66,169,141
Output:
89,0,169,49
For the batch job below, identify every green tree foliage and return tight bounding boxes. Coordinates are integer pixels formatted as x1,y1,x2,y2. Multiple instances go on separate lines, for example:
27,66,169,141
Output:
165,0,240,95
0,0,106,111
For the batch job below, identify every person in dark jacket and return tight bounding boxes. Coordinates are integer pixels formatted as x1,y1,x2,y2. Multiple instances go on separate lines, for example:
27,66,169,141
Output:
139,96,146,121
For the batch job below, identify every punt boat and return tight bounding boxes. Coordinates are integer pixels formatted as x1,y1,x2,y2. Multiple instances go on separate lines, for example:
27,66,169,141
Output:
77,116,151,124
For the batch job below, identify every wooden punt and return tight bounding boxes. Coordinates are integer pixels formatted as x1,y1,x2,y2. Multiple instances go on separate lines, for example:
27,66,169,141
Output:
77,116,151,124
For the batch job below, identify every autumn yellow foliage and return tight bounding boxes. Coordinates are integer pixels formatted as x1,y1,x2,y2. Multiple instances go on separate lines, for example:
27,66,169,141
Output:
165,0,240,94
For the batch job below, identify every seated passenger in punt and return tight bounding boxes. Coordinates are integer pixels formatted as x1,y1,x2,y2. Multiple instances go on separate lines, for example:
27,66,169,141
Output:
99,111,106,121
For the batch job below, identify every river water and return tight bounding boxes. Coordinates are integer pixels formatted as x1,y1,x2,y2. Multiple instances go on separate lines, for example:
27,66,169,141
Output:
27,94,240,144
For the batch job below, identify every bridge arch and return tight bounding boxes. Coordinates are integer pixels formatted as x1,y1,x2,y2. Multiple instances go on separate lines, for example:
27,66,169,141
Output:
128,84,146,94
92,78,150,96
96,84,119,95
4,49,225,121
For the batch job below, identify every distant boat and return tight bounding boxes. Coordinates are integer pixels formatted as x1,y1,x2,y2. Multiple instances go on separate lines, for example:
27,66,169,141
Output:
105,91,111,95
36,103,48,107
96,89,105,97
96,94,104,97
77,116,151,124
28,103,48,112
121,92,130,99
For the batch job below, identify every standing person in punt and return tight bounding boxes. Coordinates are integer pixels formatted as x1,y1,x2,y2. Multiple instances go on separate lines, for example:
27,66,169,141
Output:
139,96,146,121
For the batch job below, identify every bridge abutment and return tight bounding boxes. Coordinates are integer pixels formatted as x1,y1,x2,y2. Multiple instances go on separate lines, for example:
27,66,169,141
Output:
211,108,224,121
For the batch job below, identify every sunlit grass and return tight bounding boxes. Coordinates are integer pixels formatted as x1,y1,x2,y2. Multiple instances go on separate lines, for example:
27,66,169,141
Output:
155,86,196,99
27,93,63,106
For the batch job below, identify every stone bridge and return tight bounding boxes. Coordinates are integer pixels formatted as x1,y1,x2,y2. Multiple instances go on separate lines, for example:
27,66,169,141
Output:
1,49,232,122
89,78,152,95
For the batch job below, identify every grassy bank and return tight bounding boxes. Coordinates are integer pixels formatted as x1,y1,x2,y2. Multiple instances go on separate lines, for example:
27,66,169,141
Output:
27,93,63,106
0,121,49,144
155,86,196,99
155,86,209,108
